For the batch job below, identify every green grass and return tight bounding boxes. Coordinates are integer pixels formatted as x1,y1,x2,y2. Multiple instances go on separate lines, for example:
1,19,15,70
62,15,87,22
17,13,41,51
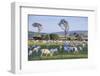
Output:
28,54,88,61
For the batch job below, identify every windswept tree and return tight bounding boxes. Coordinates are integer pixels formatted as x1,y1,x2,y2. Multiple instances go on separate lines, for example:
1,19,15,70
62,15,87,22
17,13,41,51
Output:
58,19,69,40
73,33,82,41
32,23,43,37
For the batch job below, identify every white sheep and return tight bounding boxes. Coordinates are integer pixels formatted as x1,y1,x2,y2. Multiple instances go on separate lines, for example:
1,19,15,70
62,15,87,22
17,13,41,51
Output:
40,49,52,56
50,48,58,54
32,46,41,53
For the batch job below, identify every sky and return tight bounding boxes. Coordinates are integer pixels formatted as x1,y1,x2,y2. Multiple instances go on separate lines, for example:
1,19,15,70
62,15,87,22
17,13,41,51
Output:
28,15,88,33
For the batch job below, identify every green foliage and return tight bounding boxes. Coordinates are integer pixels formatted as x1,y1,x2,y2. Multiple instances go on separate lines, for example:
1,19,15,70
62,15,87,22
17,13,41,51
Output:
44,34,50,40
41,34,59,40
67,37,71,40
49,34,59,40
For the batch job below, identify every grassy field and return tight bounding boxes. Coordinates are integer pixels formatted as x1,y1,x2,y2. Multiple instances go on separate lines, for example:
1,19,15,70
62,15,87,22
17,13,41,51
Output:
28,40,88,61
28,54,88,61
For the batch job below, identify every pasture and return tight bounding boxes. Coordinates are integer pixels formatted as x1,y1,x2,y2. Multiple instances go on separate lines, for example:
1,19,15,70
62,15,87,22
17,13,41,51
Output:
28,40,88,61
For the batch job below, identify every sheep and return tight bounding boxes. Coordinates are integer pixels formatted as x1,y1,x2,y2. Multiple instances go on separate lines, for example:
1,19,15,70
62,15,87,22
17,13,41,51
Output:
50,48,58,54
28,50,33,56
64,46,74,52
78,46,83,51
28,46,33,56
82,43,86,48
73,47,78,53
40,49,52,56
32,45,41,53
59,45,62,50
28,45,41,56
31,45,36,50
64,46,68,52
53,48,58,52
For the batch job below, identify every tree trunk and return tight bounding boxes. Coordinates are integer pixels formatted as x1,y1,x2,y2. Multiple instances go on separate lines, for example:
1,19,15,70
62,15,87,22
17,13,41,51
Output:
65,30,67,41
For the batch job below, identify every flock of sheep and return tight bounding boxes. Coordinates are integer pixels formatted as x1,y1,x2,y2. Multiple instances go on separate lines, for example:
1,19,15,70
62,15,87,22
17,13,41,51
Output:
28,41,87,57
28,46,58,56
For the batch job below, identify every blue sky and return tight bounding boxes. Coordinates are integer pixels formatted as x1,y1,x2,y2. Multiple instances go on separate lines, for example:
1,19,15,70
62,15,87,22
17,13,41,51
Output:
28,15,88,33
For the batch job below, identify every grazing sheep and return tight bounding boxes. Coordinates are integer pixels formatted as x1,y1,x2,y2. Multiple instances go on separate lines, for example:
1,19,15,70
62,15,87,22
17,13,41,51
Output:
32,45,41,53
78,46,83,51
28,45,40,56
41,49,52,56
63,41,73,52
64,46,68,51
50,48,58,54
64,46,74,52
73,47,78,53
31,45,36,50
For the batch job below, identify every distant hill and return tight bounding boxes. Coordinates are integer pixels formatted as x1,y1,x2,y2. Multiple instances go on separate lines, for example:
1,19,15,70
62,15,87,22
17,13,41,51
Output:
28,30,88,39
52,30,88,36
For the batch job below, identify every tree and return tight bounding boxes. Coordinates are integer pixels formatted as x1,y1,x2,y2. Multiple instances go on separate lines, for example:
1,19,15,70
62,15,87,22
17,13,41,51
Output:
67,37,71,40
73,32,82,41
49,34,59,40
43,34,50,40
58,19,69,40
32,23,43,37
